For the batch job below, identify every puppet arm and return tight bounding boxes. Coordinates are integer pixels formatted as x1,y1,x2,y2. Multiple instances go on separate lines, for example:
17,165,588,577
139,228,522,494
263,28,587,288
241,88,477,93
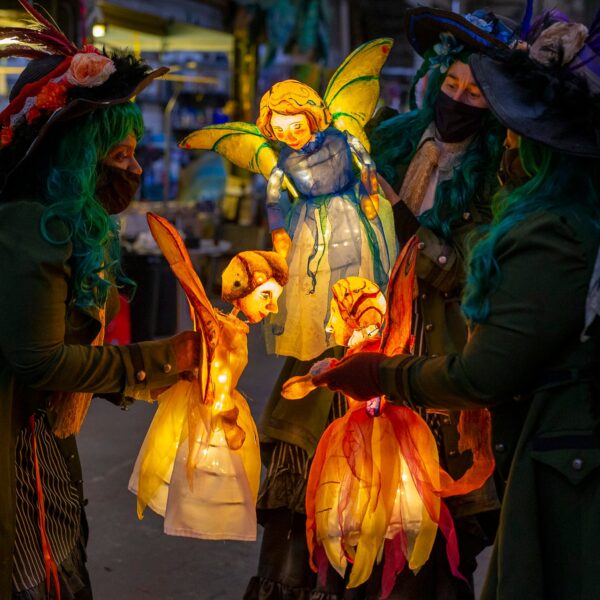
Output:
346,132,379,220
266,167,292,259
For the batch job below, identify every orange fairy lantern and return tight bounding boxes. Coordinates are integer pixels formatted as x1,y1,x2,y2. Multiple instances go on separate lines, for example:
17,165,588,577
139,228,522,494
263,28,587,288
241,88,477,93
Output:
283,237,494,595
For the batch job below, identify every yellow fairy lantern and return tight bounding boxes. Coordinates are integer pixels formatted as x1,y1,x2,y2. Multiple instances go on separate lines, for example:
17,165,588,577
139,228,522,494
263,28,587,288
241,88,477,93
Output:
129,213,287,541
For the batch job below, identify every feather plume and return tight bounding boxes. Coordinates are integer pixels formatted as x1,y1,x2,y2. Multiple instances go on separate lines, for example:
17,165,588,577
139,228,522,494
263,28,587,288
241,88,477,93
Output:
519,0,534,39
0,0,78,58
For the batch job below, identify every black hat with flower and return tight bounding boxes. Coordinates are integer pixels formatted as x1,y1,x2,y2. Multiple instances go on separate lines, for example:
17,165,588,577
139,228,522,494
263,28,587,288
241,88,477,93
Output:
0,0,167,187
469,10,600,158
405,6,518,60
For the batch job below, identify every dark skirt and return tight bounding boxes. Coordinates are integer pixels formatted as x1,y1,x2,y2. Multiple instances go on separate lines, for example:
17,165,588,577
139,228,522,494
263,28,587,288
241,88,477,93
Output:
12,536,92,600
245,507,488,600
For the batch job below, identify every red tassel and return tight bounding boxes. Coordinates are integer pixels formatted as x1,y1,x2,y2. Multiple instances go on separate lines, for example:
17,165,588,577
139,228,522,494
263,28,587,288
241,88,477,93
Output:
29,415,62,600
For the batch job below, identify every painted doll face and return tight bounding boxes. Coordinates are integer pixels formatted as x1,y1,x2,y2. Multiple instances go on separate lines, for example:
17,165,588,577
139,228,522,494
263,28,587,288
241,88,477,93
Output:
270,112,313,150
440,60,488,109
234,278,283,323
325,301,354,347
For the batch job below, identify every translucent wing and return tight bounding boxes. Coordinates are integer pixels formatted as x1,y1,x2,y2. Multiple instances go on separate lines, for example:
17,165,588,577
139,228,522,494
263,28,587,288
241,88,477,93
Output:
146,212,220,402
180,122,277,180
324,38,393,151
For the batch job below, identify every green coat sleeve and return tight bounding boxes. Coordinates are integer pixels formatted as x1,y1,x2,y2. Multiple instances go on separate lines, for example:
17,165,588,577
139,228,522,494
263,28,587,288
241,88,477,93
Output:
0,201,179,395
379,212,592,408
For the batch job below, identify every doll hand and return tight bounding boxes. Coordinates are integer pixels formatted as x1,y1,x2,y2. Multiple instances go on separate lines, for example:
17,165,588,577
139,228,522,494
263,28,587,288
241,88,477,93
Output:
169,330,202,380
272,228,292,259
312,352,386,400
361,195,379,220
377,174,400,206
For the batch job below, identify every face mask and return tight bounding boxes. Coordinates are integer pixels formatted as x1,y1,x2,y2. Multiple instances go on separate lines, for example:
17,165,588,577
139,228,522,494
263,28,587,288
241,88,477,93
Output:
96,164,141,215
497,147,530,188
434,91,488,143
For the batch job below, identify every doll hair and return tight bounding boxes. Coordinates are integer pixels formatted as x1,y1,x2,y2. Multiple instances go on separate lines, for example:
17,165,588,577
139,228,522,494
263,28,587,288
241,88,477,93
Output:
256,79,332,140
462,138,600,323
369,48,504,243
38,102,144,310
331,277,386,331
221,250,288,302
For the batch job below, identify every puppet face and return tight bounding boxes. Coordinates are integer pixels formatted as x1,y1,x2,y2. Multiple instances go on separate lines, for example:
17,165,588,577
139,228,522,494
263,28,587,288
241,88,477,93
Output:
234,278,283,323
270,112,313,150
441,60,488,109
325,300,355,347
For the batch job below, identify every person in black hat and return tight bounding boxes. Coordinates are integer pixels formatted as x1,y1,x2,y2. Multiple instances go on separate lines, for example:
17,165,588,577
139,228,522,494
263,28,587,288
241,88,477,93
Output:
0,2,202,598
314,10,600,600
360,7,518,598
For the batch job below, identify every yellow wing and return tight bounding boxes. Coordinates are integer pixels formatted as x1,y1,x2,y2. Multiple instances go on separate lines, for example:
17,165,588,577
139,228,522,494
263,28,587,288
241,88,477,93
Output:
324,38,393,151
180,122,276,180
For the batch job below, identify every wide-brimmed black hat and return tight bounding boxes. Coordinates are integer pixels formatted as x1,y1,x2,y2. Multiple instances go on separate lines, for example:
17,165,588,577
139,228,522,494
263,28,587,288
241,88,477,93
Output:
405,6,517,57
0,0,167,186
470,15,600,158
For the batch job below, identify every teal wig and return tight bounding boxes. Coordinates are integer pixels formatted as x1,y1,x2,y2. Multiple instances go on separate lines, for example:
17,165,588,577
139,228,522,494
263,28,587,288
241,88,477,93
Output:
462,139,600,323
40,102,143,310
370,49,504,242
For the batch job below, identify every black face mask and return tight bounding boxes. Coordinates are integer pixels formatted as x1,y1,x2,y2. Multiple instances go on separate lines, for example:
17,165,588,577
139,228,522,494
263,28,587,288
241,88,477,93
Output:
434,91,488,143
497,147,530,189
96,164,141,215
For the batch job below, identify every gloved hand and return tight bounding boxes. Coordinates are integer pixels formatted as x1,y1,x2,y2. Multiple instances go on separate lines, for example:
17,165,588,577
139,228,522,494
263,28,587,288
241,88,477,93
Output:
312,351,387,400
170,330,202,380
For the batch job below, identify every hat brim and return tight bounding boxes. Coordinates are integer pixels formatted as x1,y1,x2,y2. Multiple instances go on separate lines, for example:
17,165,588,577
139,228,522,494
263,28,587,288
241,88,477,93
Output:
470,53,600,158
7,66,168,180
405,7,509,57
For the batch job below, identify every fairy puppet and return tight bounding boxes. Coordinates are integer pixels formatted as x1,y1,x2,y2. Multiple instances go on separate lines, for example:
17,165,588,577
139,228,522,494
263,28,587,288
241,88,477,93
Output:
285,246,494,597
129,213,288,541
180,38,397,362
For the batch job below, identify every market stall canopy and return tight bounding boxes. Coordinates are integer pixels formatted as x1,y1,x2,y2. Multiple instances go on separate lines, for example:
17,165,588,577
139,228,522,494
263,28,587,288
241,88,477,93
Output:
97,2,234,53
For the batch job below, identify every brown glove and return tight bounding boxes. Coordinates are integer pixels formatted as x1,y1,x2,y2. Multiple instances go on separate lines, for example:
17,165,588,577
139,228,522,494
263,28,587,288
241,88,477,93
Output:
312,351,387,401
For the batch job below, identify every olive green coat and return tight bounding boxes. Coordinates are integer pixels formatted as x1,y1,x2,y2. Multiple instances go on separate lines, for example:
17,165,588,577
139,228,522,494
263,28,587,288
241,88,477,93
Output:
380,209,600,599
0,201,182,597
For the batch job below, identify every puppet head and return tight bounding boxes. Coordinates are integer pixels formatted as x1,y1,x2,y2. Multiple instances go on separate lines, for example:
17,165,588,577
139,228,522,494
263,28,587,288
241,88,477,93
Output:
326,277,386,347
222,250,288,323
256,80,331,149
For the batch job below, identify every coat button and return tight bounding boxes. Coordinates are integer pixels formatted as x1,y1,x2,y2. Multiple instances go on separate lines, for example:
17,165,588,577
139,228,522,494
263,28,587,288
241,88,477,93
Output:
448,449,457,457
136,370,146,382
162,363,172,374
421,293,427,301
494,443,506,453
438,255,448,265
572,458,584,471
462,212,471,221
417,241,425,250
425,323,434,332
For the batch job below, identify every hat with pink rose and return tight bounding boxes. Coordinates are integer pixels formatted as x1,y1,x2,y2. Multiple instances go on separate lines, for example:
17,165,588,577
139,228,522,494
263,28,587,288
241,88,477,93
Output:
0,0,167,182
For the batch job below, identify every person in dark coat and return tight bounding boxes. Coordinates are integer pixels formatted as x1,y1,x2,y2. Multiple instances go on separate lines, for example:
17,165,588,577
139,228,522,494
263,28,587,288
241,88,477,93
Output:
314,11,600,600
0,4,201,598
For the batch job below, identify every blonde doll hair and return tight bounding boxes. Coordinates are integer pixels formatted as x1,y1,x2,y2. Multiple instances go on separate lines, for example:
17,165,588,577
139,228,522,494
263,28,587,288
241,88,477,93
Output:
331,276,386,332
256,79,332,140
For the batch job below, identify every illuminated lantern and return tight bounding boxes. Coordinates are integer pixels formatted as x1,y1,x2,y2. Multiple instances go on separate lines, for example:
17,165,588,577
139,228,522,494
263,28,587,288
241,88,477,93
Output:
283,239,494,595
129,213,287,540
179,39,398,363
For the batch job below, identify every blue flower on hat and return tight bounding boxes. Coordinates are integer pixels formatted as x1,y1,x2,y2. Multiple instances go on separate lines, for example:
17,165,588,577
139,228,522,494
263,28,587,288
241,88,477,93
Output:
465,13,493,33
431,32,464,73
465,10,515,45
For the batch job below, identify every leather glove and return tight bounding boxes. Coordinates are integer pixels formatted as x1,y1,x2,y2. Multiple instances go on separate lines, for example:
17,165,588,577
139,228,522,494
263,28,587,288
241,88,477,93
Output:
312,351,387,400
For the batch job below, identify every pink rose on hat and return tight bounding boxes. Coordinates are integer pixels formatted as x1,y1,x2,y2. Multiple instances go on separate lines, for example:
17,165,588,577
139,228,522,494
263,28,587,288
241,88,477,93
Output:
66,52,116,88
